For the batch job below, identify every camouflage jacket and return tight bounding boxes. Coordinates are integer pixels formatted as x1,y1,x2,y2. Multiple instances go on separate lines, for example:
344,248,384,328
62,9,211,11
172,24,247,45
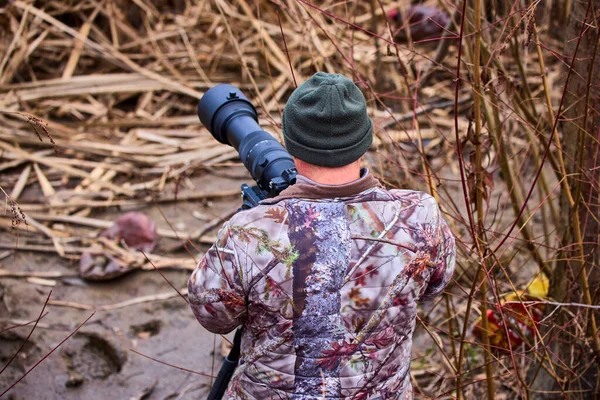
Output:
188,170,455,399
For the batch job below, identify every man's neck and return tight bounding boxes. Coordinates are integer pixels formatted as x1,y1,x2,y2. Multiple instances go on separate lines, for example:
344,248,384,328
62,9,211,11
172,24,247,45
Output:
295,159,361,185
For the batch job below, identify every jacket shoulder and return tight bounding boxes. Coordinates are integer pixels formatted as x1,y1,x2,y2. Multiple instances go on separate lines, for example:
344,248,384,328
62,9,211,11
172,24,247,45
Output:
381,188,437,206
227,203,289,229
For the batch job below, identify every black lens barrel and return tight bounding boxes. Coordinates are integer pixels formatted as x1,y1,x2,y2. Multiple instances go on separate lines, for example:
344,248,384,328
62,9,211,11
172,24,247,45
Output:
197,84,296,196
197,84,257,146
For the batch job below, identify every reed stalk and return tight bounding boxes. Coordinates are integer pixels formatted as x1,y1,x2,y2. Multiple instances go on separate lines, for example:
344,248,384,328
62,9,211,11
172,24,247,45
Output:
472,0,495,397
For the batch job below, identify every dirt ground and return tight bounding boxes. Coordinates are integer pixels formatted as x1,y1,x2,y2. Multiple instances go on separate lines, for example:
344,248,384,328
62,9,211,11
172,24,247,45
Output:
0,170,249,399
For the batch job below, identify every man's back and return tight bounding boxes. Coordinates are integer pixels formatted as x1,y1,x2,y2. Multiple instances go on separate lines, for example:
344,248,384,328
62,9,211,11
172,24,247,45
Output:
188,172,455,399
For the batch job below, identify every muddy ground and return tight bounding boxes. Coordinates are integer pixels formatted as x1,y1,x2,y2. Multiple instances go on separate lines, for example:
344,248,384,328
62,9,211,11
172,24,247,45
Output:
0,169,251,399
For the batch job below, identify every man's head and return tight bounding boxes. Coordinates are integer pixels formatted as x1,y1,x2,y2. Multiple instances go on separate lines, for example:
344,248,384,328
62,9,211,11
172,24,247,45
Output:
282,72,373,169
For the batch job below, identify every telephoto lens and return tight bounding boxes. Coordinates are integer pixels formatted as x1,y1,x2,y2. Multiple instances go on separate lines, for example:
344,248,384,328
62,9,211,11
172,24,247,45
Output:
197,84,296,197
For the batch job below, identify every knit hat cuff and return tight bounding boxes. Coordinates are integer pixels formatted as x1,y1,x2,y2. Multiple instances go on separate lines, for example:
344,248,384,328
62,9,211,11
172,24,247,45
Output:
284,120,373,167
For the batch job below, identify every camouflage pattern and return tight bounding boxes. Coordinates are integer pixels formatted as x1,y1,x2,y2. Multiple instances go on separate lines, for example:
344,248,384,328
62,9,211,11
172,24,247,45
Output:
188,172,455,399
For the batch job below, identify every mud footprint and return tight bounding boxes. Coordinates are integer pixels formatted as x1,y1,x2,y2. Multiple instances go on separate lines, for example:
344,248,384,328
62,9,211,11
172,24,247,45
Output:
61,331,126,386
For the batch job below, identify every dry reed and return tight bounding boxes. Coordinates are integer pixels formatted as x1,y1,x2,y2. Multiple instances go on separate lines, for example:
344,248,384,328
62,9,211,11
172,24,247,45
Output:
1,0,598,398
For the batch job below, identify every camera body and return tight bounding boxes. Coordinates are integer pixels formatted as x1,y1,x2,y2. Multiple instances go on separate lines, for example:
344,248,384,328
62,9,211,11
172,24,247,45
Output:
197,84,297,208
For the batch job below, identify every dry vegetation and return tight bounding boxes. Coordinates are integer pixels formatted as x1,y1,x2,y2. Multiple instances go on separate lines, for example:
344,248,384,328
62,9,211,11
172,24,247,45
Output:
1,0,599,399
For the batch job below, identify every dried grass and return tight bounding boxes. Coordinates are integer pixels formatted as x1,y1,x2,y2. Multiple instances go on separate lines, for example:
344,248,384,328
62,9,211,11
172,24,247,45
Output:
0,0,597,398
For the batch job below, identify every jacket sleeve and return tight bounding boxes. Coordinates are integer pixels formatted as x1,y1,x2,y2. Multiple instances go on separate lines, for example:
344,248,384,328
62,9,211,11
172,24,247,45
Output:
188,221,246,334
420,196,456,301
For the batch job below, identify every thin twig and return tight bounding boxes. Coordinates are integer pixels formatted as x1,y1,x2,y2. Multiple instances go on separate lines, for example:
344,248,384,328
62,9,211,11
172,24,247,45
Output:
130,349,214,378
140,250,189,305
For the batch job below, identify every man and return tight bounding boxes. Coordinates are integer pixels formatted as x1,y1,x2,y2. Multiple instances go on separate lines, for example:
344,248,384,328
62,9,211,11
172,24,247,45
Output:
188,72,455,399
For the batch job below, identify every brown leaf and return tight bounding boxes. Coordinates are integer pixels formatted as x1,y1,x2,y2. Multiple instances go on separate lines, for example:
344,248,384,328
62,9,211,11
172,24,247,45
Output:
494,69,508,95
79,251,131,281
482,169,495,206
466,171,476,207
264,207,287,224
101,212,158,252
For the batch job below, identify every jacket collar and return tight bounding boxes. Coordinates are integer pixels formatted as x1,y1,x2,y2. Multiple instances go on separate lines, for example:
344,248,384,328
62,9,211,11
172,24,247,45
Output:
262,168,382,203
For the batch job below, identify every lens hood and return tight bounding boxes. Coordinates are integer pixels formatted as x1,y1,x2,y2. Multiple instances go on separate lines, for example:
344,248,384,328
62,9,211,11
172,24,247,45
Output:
197,84,258,145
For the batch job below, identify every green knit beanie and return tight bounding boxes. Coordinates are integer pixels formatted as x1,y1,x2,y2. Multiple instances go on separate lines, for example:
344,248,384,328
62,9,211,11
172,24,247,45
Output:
282,72,373,167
